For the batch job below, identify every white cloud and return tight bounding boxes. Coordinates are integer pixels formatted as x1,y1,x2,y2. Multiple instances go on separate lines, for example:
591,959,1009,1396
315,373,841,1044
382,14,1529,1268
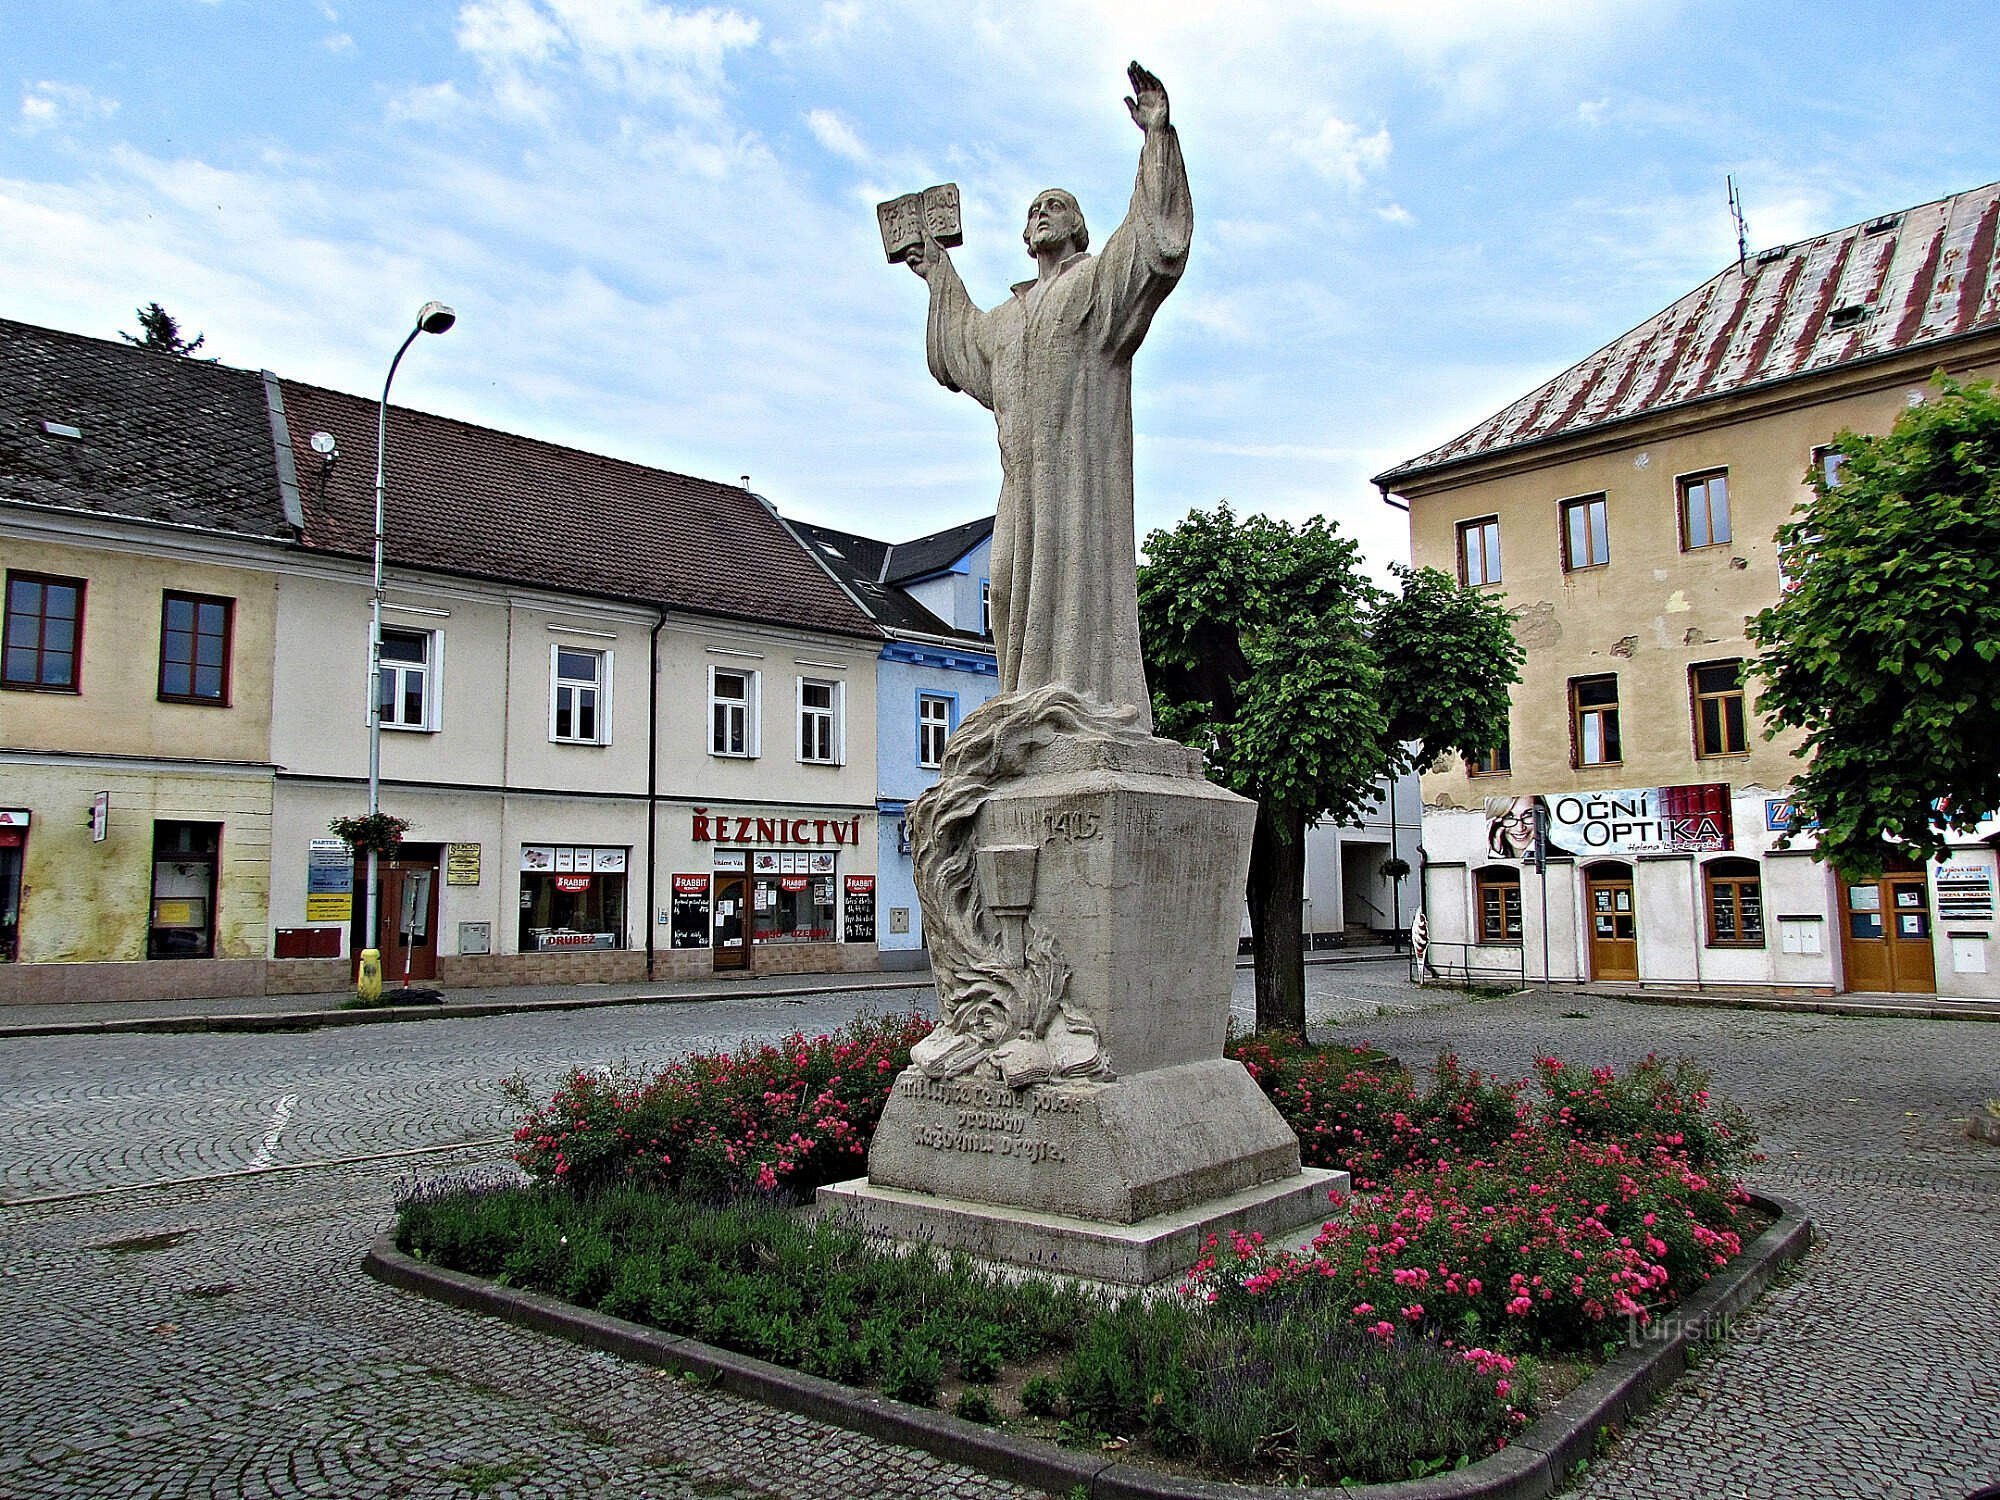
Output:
1376,202,1414,226
805,108,869,166
454,0,761,118
322,31,357,53
1577,96,1610,127
18,81,118,134
386,82,466,123
1289,114,1391,189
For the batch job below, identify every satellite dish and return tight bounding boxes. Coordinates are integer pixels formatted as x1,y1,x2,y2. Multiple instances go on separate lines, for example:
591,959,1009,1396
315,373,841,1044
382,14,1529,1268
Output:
309,431,338,457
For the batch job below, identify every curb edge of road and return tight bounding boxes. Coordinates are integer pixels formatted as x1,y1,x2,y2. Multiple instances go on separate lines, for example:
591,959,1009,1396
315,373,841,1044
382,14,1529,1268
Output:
1579,989,1997,1023
0,975,940,1041
363,1190,1813,1500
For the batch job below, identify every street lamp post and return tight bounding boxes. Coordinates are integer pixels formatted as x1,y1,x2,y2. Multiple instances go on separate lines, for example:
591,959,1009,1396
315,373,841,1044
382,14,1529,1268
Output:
357,300,456,1002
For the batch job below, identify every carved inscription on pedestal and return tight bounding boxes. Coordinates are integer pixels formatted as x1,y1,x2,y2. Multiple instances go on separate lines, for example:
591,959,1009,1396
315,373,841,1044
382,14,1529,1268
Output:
895,1073,1087,1164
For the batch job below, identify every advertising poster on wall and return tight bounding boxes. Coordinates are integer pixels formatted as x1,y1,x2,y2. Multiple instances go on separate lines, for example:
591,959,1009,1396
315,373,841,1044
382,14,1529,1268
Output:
844,874,876,943
670,874,711,949
305,838,354,921
1486,784,1732,860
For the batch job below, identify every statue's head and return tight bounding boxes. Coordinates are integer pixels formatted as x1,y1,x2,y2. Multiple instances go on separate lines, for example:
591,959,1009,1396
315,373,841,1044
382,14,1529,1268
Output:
1022,188,1088,258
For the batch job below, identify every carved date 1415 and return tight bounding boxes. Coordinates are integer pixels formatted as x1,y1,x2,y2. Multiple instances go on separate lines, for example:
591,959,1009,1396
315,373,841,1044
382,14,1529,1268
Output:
1042,806,1103,843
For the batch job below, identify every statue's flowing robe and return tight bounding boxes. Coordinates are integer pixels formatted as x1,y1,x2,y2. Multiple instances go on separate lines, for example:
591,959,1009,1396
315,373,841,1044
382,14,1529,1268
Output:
923,124,1190,733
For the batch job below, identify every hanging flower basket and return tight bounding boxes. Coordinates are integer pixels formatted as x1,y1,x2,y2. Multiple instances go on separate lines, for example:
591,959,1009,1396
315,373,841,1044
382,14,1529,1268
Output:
1378,857,1411,881
330,812,410,857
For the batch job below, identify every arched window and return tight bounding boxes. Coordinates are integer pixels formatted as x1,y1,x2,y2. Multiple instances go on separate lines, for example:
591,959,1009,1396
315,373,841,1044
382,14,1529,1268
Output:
1473,864,1522,943
1703,857,1764,947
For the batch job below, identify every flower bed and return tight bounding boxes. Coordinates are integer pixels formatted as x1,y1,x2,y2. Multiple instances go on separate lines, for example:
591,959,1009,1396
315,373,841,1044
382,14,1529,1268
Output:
396,1181,1525,1486
455,1018,1764,1482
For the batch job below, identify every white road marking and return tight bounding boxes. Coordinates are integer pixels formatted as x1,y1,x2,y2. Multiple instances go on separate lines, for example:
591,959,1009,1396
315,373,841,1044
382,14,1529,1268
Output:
246,1093,297,1172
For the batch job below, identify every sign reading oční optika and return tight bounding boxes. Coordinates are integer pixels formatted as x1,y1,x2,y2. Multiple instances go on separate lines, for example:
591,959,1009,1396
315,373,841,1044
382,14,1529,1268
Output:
1544,783,1733,856
692,810,866,847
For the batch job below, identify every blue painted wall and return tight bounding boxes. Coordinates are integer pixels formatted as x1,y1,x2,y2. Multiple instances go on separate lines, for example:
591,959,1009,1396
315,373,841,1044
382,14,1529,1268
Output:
875,535,998,957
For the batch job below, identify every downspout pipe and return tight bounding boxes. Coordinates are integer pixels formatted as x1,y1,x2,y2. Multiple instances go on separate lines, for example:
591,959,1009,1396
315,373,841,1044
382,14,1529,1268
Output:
646,607,665,980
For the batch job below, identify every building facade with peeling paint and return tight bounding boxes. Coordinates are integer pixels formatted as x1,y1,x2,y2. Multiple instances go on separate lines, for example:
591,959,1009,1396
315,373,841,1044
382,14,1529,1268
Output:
1377,182,2000,1000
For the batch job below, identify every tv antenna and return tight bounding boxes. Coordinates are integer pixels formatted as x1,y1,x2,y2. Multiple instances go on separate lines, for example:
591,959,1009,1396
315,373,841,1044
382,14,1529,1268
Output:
1727,176,1749,272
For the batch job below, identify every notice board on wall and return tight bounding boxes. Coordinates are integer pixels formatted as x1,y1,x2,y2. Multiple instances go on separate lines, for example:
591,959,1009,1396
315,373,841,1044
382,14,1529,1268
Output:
843,874,876,944
670,873,711,950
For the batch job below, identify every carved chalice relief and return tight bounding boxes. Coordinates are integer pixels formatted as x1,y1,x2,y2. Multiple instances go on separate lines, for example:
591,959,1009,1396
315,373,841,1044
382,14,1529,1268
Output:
906,685,1139,1088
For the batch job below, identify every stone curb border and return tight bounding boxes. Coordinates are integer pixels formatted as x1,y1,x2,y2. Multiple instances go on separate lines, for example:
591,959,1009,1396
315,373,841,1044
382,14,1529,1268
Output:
364,1190,1812,1499
0,975,934,1041
1579,989,1995,1024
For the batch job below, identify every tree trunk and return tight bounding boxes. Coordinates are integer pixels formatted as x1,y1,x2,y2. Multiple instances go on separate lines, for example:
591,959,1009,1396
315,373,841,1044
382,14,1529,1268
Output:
1247,800,1307,1034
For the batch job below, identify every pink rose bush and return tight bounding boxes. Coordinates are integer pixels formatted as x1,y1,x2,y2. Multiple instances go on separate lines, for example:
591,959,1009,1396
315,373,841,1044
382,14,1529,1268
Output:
505,1011,930,1199
1190,1047,1759,1355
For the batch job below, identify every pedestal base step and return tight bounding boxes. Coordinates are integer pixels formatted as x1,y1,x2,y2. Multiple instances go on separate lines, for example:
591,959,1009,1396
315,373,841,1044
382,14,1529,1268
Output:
816,1167,1347,1289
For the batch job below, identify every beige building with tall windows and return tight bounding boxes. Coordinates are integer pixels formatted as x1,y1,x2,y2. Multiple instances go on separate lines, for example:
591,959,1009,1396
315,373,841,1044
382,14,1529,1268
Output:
1377,183,2000,1000
2,314,884,1003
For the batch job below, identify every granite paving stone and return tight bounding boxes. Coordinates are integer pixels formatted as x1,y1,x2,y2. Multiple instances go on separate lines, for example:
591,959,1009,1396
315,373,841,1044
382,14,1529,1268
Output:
1,964,1990,1499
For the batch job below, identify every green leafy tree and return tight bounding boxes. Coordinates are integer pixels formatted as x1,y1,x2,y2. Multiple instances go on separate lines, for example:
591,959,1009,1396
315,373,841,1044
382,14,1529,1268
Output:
1138,504,1522,1032
1748,375,2000,877
120,301,211,358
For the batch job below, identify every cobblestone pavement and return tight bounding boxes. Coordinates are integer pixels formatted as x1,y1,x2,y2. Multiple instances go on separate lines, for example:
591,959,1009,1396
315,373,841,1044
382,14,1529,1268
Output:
1342,994,2000,1500
0,960,1431,1201
5,967,1989,1498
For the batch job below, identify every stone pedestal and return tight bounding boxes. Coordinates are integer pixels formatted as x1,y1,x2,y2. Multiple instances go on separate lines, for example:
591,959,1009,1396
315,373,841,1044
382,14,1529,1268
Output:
820,695,1342,1286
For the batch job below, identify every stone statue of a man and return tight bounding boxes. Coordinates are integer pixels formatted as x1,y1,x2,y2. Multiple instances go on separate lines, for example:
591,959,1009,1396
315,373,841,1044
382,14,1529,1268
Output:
905,62,1189,734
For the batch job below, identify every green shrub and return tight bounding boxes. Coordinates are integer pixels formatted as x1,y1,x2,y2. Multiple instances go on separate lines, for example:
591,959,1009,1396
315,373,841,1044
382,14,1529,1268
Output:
1020,1375,1066,1418
884,1342,943,1406
953,1387,1001,1425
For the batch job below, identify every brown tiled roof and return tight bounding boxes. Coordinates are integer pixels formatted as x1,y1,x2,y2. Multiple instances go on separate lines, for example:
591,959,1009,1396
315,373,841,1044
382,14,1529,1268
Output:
277,379,878,640
1376,181,2000,488
0,317,288,536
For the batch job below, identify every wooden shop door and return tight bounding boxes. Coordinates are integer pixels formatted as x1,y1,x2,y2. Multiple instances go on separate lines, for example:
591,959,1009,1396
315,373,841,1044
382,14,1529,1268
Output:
1584,863,1639,981
380,859,440,983
1839,870,1936,994
712,874,749,971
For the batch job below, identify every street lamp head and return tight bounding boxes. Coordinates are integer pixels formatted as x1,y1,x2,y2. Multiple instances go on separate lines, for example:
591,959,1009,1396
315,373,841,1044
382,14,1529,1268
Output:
415,301,456,335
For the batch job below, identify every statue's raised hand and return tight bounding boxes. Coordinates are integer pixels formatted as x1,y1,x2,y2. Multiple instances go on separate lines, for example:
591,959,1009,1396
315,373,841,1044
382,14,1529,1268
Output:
1124,61,1168,130
905,234,942,280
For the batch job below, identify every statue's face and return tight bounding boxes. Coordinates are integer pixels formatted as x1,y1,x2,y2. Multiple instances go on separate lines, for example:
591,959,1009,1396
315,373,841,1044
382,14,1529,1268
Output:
1023,190,1083,255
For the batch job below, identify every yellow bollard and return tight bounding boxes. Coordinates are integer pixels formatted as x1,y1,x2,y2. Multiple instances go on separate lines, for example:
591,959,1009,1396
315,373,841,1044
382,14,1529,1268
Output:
356,947,383,1004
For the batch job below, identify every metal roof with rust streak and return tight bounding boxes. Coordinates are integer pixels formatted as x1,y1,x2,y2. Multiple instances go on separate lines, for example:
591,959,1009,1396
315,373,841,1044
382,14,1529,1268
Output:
1376,180,2000,490
277,377,879,641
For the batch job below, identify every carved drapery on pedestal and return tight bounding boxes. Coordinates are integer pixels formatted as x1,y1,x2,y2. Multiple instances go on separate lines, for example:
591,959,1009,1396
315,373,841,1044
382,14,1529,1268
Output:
906,685,1133,1087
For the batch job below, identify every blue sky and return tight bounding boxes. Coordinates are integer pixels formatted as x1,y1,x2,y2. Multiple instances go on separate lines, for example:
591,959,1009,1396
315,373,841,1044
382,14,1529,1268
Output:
6,1,1997,573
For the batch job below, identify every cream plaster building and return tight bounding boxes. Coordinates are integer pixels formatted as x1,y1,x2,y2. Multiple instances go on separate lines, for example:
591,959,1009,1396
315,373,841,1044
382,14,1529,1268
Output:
2,315,885,1003
1377,183,2000,1000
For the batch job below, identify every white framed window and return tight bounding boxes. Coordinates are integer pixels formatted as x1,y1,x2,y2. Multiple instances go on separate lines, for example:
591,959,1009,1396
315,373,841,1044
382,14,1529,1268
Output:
709,667,758,757
980,578,992,637
550,645,610,744
918,693,952,769
378,627,441,731
798,676,842,764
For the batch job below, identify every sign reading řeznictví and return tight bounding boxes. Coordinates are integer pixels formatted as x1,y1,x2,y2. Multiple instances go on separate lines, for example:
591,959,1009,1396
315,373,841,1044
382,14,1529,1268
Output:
1544,783,1733,856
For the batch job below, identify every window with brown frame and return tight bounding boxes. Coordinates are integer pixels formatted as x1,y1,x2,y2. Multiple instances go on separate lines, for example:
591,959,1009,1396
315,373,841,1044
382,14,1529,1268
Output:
1474,866,1523,943
1456,517,1502,587
1466,733,1511,777
1690,659,1748,757
1560,494,1609,570
3,571,85,692
1678,469,1731,549
1703,857,1764,947
1569,674,1621,766
158,591,233,704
